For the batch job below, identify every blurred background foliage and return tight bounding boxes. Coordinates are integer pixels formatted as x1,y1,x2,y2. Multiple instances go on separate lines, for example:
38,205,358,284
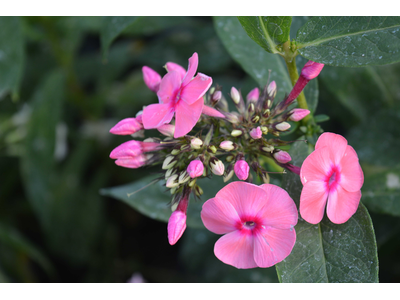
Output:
0,16,399,283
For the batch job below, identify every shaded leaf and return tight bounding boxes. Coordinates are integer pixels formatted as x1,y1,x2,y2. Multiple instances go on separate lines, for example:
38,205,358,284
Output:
0,16,24,99
296,16,400,67
237,16,291,53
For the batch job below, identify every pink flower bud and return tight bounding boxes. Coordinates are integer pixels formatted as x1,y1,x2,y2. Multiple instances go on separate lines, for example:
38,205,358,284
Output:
267,81,277,98
142,66,162,93
212,91,222,102
187,159,204,178
157,124,175,137
210,159,225,176
202,105,225,118
246,87,259,103
249,126,262,139
288,108,310,122
230,87,240,104
115,154,148,169
109,140,160,159
234,160,250,180
109,117,143,135
167,196,188,245
275,122,291,131
220,141,234,151
273,150,292,164
301,61,325,80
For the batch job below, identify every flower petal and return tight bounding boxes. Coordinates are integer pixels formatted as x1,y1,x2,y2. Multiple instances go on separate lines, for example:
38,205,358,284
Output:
214,230,257,269
258,184,298,229
202,105,225,118
300,181,328,224
110,140,141,159
115,155,146,169
156,71,181,104
339,145,364,192
326,185,361,224
300,146,332,185
165,62,186,81
201,197,241,234
174,97,204,138
142,66,161,93
215,182,268,218
315,132,348,165
254,227,296,267
142,103,174,129
180,73,213,105
109,117,143,135
182,52,198,87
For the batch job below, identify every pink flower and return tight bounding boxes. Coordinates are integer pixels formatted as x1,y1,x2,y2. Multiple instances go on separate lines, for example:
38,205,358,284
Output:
142,53,213,138
273,150,291,164
168,196,188,245
300,132,364,224
234,159,250,180
109,117,143,135
201,182,298,269
249,126,262,139
187,159,204,178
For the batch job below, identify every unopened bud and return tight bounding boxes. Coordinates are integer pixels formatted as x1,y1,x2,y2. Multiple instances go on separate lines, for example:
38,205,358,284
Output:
301,61,325,80
210,159,225,176
191,138,203,149
157,124,175,137
273,150,292,164
180,144,191,151
263,109,270,118
234,160,250,181
194,185,203,196
249,127,262,139
275,122,291,132
262,145,275,153
261,172,270,184
231,129,243,137
223,169,234,182
188,179,196,187
251,115,260,123
171,149,180,155
212,91,222,102
166,174,179,188
246,87,259,103
209,87,215,94
224,112,240,124
288,108,310,122
247,103,255,114
267,81,277,98
178,171,190,184
187,159,204,179
209,145,217,153
230,87,240,104
171,201,179,212
165,167,177,180
220,141,235,151
162,155,176,169
226,154,235,162
260,126,268,134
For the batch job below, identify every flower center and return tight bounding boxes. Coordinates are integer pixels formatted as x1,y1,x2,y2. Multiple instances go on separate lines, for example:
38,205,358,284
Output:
243,221,256,229
326,165,341,191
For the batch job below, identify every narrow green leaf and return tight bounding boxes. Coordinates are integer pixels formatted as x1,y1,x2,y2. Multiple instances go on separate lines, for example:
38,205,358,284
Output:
214,16,292,99
296,16,400,67
0,16,24,99
276,141,379,282
100,16,140,60
237,16,291,53
314,114,330,123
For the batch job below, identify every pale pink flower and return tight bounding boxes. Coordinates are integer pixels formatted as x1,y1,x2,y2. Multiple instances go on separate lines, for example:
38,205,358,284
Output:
288,108,310,122
142,53,213,138
187,159,204,178
109,117,143,135
246,87,259,103
168,196,188,245
249,126,262,139
300,132,364,224
273,150,291,164
234,160,250,180
201,182,298,269
142,66,162,93
219,141,234,151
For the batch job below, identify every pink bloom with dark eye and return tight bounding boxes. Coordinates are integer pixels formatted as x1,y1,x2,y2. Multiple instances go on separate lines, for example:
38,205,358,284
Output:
300,132,364,224
109,117,143,135
201,182,298,269
142,53,213,138
234,160,249,180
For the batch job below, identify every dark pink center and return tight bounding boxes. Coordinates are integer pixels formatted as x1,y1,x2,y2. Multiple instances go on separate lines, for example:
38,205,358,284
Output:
326,165,341,192
236,215,264,234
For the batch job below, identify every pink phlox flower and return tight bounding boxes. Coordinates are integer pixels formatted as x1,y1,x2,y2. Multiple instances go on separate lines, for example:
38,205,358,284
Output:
234,159,250,180
201,182,298,269
187,159,204,179
109,117,143,135
299,132,364,224
142,53,213,138
168,196,189,245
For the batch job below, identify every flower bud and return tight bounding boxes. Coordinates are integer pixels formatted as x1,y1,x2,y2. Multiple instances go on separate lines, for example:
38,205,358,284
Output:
167,197,188,245
194,185,203,196
187,159,204,179
249,127,262,139
166,174,179,188
157,124,175,137
288,108,310,122
230,87,240,104
275,122,291,132
246,87,259,103
262,109,270,118
260,126,268,134
267,81,277,98
162,155,177,170
220,141,235,151
231,129,243,137
212,90,222,102
223,169,234,182
262,145,274,153
115,154,147,169
208,145,217,153
191,138,203,149
251,115,260,123
202,105,225,118
226,154,235,162
142,66,161,93
210,159,225,176
109,117,143,135
301,61,325,80
171,149,180,155
273,150,292,164
165,167,177,180
178,171,190,184
234,160,250,180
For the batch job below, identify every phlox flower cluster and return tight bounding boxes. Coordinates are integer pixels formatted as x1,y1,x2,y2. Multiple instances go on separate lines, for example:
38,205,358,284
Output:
108,53,364,269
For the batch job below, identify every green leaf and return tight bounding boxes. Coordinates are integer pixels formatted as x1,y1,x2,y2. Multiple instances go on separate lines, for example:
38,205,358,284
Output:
0,16,24,99
100,16,140,60
276,141,379,282
362,167,400,217
214,16,292,99
296,16,400,67
237,16,291,53
314,114,330,123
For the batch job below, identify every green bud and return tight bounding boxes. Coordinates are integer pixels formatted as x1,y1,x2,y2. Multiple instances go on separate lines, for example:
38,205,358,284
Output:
260,126,268,134
188,179,196,187
171,149,180,155
162,155,177,170
223,169,234,183
226,155,235,162
209,145,217,153
231,129,243,137
262,145,275,153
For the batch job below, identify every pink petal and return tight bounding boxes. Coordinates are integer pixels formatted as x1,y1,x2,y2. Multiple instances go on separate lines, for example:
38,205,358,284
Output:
326,185,361,224
300,146,333,185
182,52,198,87
109,117,143,135
339,145,364,192
156,71,181,105
110,140,142,159
168,210,187,245
180,73,212,105
254,228,296,267
115,155,146,169
201,197,241,234
174,97,204,138
214,230,257,269
202,105,225,118
142,66,161,93
300,181,328,224
315,132,348,165
165,62,186,81
258,184,298,229
215,182,268,218
142,103,175,129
